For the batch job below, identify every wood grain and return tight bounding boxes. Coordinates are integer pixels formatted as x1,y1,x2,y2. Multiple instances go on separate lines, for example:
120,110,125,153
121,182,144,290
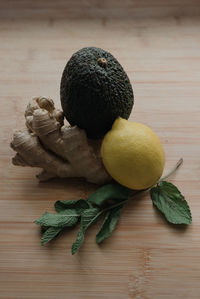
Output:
1,1,200,298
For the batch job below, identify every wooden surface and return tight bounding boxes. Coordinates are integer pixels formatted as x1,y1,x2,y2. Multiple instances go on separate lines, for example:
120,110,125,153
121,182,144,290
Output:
1,1,200,298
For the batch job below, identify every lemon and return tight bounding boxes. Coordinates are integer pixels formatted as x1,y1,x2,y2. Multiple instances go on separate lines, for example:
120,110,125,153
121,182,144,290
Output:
101,118,165,190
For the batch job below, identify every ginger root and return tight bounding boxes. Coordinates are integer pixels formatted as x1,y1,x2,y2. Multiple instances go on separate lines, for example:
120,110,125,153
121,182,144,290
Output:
10,97,111,184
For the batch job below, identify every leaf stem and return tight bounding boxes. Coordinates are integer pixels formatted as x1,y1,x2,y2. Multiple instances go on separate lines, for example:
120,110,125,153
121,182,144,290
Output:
97,190,143,216
159,158,183,182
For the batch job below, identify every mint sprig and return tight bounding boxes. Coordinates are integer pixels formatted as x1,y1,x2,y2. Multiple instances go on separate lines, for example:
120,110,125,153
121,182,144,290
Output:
35,158,192,254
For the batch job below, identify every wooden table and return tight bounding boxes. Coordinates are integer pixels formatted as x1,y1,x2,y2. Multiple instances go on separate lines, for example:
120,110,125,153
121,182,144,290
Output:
1,1,200,298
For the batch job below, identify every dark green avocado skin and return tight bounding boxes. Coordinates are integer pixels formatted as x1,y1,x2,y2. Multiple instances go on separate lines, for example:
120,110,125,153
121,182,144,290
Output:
60,47,134,138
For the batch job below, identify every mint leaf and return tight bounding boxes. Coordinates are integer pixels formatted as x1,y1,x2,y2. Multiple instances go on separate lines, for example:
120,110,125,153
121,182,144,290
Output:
54,199,90,213
150,181,192,224
41,227,63,245
35,209,79,228
71,208,100,255
96,203,125,244
88,183,131,207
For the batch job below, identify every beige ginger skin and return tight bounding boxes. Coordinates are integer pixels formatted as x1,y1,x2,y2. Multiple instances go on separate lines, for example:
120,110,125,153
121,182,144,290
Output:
10,97,110,185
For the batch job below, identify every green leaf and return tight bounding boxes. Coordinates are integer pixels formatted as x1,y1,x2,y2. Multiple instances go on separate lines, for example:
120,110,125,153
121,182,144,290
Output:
41,226,49,234
41,227,63,245
54,199,90,213
96,203,125,244
35,209,79,228
150,181,192,224
88,183,131,207
71,208,100,255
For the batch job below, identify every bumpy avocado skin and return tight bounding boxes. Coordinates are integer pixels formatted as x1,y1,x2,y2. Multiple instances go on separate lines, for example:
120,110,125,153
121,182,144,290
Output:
60,47,134,138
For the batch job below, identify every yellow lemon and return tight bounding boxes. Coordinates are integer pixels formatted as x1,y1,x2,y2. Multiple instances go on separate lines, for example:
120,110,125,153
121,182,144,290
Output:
101,118,165,190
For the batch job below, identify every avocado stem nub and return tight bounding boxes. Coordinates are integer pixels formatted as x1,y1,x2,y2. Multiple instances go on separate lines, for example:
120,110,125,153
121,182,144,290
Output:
97,57,107,68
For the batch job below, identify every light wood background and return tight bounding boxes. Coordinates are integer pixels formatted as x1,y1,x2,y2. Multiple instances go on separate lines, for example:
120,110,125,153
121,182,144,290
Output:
0,1,200,298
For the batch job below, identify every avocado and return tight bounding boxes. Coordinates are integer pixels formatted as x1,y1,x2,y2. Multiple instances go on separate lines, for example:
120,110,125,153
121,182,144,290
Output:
60,47,134,138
